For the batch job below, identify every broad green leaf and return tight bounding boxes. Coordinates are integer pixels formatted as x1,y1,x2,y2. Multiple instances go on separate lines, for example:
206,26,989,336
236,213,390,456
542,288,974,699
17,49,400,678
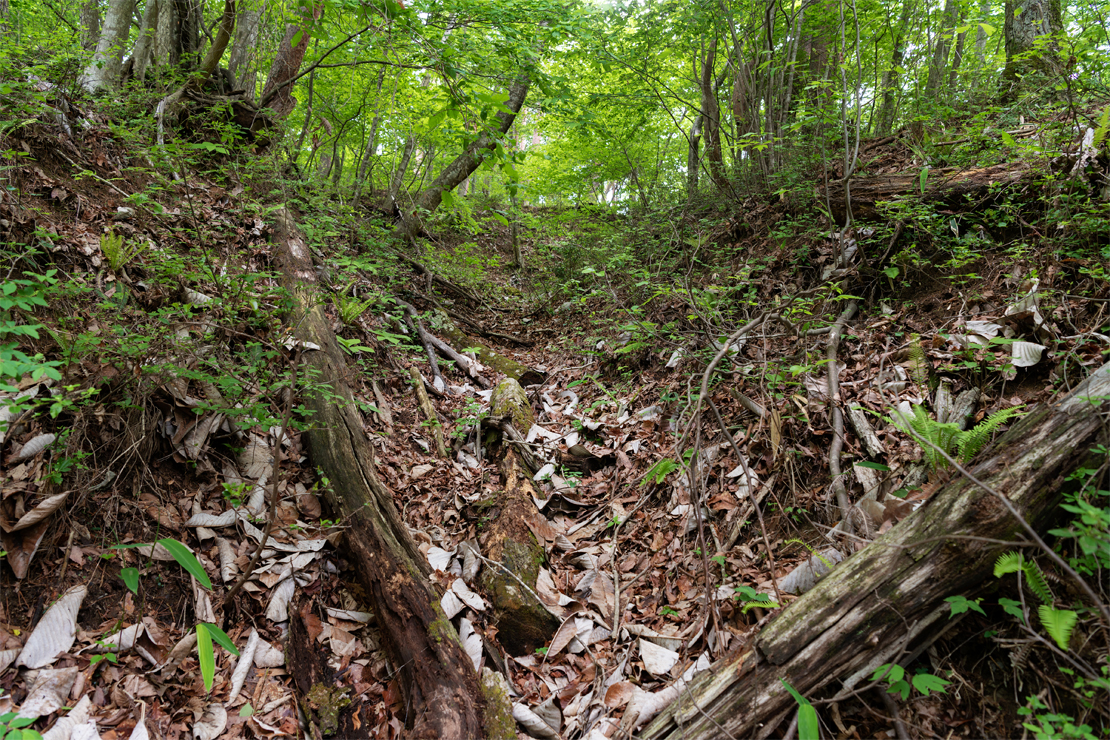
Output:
780,680,819,740
120,567,140,594
239,703,255,718
999,597,1026,623
855,461,891,471
196,623,215,693
201,622,241,657
159,538,212,590
1037,606,1077,650
871,663,904,684
911,673,951,696
919,167,929,193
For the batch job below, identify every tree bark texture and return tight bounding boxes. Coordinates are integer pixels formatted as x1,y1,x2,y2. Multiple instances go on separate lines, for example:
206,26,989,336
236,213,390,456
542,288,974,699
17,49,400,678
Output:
925,0,958,96
269,208,483,739
80,0,138,93
874,0,913,136
259,7,317,118
640,362,1110,739
79,0,100,50
228,0,264,98
821,161,1034,223
1002,0,1063,91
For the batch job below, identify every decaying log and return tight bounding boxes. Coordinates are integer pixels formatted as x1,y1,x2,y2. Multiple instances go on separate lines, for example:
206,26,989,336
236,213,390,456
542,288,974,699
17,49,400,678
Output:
270,209,482,739
478,379,561,656
425,331,493,389
370,380,394,435
821,162,1036,223
438,316,546,386
640,361,1110,740
398,300,445,393
847,403,884,458
410,366,448,458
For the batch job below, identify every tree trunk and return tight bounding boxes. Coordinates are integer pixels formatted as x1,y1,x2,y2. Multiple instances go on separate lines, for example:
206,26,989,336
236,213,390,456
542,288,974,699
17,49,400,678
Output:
640,362,1110,739
925,0,958,97
269,208,483,739
699,37,725,190
686,114,702,202
259,6,318,118
79,0,101,50
397,74,531,239
387,135,417,213
874,0,913,135
196,0,237,80
353,68,386,205
129,0,158,81
227,0,264,98
1001,0,1063,96
80,0,139,93
821,161,1033,223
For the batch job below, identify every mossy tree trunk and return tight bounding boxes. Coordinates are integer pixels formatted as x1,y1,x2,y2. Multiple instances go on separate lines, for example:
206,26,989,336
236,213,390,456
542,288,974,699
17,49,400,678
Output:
271,209,483,739
640,362,1110,740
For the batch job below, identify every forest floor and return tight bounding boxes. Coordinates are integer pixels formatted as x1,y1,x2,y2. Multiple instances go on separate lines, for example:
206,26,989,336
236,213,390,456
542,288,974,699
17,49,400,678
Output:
0,112,1108,740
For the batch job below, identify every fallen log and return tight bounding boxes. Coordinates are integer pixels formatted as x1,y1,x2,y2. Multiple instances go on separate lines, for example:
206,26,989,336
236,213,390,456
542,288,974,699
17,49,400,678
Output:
640,361,1110,739
821,162,1036,223
270,209,483,738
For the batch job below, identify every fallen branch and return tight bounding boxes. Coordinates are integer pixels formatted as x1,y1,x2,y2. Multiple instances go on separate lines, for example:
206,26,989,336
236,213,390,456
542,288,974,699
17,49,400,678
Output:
410,366,448,458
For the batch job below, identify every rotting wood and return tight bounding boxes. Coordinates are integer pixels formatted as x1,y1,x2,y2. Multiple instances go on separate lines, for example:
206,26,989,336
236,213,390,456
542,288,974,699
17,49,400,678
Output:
397,299,444,393
438,317,546,386
821,162,1036,222
639,361,1110,740
370,380,393,435
847,402,884,457
410,366,448,458
270,208,482,739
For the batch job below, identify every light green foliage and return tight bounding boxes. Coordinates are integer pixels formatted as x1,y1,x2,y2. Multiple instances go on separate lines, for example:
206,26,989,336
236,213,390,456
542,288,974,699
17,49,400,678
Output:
871,663,951,701
100,230,146,271
994,552,1078,650
733,584,779,614
781,680,819,740
890,403,1025,470
0,711,43,740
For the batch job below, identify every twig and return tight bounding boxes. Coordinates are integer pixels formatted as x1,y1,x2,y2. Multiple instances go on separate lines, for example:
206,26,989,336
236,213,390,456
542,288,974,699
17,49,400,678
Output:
827,302,859,529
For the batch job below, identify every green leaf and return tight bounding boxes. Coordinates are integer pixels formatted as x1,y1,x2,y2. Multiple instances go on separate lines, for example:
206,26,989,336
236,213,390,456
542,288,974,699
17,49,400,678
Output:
911,673,951,696
855,461,890,471
239,703,255,718
641,457,678,486
120,567,140,594
945,595,986,617
999,597,1026,622
919,167,929,193
874,663,904,684
196,623,215,693
201,622,240,657
158,538,212,590
780,680,820,740
888,679,911,701
1037,606,1077,650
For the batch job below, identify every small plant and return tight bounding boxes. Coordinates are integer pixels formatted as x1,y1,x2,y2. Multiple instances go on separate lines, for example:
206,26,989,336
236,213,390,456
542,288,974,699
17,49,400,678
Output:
335,292,378,326
994,552,1077,650
116,538,239,691
0,710,41,740
781,680,819,740
100,230,146,271
871,663,951,700
889,403,1025,470
733,584,779,613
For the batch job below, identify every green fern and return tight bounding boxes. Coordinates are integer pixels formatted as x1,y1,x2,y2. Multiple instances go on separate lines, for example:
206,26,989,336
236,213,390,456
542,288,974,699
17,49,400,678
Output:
994,552,1054,605
890,404,1024,470
1037,605,1077,651
100,230,146,271
907,335,929,388
956,406,1026,463
786,538,834,569
335,293,379,326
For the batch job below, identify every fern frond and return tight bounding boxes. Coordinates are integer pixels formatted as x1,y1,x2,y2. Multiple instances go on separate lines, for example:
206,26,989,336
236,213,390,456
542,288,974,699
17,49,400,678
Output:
956,406,1025,463
994,551,1025,577
1038,605,1077,650
908,336,929,388
994,551,1054,604
1022,559,1054,605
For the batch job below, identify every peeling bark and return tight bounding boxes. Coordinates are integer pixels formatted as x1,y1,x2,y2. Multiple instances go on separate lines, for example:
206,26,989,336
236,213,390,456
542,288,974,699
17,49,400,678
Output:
640,362,1110,740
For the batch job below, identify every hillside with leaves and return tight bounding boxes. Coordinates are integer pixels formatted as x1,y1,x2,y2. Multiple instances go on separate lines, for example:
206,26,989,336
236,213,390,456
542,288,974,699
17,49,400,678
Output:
0,0,1108,738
